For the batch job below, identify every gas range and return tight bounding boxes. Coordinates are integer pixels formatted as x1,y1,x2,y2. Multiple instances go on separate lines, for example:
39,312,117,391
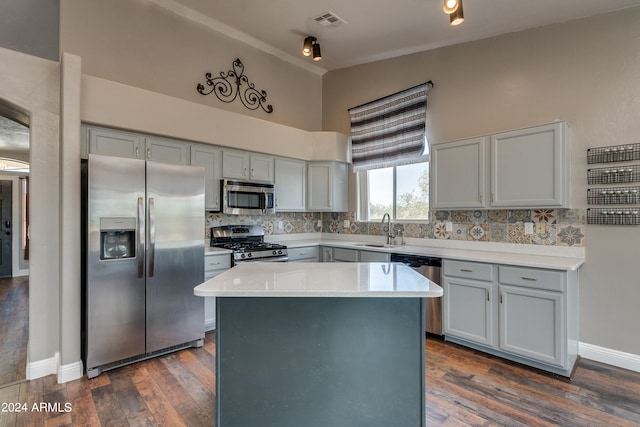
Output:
210,225,288,264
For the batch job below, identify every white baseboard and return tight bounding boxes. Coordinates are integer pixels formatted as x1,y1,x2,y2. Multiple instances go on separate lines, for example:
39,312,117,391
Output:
26,353,84,383
58,360,84,383
26,352,59,380
579,342,640,373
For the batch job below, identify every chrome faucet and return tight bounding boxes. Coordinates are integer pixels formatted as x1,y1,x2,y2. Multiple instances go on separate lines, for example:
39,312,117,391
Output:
381,213,393,245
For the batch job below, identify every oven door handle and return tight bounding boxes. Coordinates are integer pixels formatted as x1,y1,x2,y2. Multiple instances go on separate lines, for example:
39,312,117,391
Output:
235,255,289,263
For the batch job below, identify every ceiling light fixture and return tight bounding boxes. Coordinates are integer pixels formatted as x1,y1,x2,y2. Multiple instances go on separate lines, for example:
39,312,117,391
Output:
449,0,464,25
442,0,459,14
312,42,322,61
302,36,315,56
302,36,322,61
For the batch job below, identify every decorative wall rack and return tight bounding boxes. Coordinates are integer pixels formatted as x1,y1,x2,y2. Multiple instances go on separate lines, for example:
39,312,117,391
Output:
587,143,640,225
196,58,273,114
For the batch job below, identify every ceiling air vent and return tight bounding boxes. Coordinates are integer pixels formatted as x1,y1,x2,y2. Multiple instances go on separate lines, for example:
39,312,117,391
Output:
313,11,346,27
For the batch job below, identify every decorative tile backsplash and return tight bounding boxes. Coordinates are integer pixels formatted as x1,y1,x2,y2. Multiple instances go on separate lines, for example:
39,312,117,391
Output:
206,208,586,247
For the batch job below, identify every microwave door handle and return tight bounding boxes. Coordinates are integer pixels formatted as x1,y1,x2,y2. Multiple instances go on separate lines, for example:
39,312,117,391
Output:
261,191,267,213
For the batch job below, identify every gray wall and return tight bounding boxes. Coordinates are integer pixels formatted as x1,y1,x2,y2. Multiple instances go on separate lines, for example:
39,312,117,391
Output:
0,0,59,61
60,0,322,132
323,7,640,357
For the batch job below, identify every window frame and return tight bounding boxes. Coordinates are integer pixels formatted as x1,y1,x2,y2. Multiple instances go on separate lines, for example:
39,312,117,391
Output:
357,154,430,222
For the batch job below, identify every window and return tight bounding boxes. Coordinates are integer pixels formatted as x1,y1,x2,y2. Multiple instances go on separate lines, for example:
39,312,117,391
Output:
360,160,429,221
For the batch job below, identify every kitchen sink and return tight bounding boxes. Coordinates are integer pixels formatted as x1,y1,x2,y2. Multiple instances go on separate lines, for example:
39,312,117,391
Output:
354,243,400,248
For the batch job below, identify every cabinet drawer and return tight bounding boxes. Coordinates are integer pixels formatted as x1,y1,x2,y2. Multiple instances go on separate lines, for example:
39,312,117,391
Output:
444,259,494,281
333,248,359,262
288,246,319,262
205,254,231,272
498,266,565,292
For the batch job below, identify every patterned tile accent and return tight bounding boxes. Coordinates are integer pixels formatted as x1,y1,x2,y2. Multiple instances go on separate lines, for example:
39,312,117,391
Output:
205,208,585,247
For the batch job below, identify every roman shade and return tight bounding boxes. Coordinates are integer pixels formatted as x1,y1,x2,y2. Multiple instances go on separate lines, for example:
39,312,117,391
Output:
349,82,430,171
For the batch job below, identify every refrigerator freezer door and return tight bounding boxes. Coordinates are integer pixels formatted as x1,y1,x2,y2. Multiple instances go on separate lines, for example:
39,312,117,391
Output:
145,161,205,353
87,155,146,369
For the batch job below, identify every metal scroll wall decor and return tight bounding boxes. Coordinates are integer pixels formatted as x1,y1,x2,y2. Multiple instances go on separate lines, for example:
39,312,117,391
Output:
196,58,273,114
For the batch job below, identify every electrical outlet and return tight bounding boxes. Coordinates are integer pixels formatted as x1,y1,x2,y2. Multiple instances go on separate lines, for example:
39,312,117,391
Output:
277,221,283,230
524,222,534,234
317,220,322,228
535,222,546,234
445,221,453,232
343,220,350,228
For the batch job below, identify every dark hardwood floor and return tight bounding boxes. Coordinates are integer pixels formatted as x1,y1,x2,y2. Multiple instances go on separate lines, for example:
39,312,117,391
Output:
0,276,29,387
2,332,640,426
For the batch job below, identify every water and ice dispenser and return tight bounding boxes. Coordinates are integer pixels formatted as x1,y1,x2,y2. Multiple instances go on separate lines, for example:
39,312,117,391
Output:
100,217,136,260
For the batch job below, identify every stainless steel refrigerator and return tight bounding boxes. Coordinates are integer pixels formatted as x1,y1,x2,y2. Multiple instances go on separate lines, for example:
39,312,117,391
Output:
83,154,205,378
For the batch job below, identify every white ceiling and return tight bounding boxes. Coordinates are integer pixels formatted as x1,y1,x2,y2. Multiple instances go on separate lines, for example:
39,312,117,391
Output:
157,0,640,73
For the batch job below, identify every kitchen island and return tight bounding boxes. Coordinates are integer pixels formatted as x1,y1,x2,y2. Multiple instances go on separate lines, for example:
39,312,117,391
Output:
194,262,442,427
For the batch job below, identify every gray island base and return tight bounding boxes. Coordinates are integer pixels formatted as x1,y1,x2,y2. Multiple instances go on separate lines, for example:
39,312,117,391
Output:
194,262,443,427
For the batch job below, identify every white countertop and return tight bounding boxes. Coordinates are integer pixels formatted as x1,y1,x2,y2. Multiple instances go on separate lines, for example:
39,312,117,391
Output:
194,262,443,298
269,234,585,271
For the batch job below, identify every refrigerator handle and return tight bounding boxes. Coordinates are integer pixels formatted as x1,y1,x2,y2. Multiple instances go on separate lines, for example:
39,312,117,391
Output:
148,197,156,278
137,197,144,279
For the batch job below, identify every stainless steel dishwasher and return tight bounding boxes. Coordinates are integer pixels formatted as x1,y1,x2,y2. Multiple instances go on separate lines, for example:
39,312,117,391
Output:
390,254,442,336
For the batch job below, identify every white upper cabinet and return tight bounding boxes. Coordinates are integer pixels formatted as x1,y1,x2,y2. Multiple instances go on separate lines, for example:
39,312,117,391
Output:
144,137,190,164
430,137,487,209
191,144,222,211
490,122,569,208
223,149,274,183
86,126,189,164
307,162,348,212
274,157,306,211
87,127,144,160
430,121,570,209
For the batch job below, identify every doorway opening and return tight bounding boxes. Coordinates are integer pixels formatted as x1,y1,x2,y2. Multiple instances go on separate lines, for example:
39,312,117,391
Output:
0,111,30,388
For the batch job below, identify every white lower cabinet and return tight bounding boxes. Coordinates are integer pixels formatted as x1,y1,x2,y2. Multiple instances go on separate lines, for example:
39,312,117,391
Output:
444,276,494,347
359,250,390,262
499,284,564,367
204,252,232,331
320,246,391,263
443,259,578,376
287,246,319,262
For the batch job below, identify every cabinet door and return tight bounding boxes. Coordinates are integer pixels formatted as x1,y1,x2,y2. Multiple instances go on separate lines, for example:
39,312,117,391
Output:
145,137,190,164
430,137,487,209
88,127,143,159
307,162,348,212
191,145,222,210
250,154,275,183
222,149,250,180
490,122,567,207
275,158,307,211
499,285,565,367
287,246,319,262
443,277,494,347
308,163,332,211
320,247,334,262
359,250,390,262
333,248,359,262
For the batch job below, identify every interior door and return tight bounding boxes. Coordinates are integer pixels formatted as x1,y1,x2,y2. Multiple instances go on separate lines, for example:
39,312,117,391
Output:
0,180,13,277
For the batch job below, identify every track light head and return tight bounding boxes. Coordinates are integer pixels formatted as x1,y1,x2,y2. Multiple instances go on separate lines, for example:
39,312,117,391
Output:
449,0,464,25
443,0,459,14
312,42,322,61
302,36,315,56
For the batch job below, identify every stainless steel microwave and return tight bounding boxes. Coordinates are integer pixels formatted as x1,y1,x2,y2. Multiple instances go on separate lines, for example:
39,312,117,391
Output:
221,179,275,215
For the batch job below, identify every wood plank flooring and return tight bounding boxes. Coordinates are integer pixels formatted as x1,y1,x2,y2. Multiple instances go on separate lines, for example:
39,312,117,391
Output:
2,332,640,426
0,276,29,386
